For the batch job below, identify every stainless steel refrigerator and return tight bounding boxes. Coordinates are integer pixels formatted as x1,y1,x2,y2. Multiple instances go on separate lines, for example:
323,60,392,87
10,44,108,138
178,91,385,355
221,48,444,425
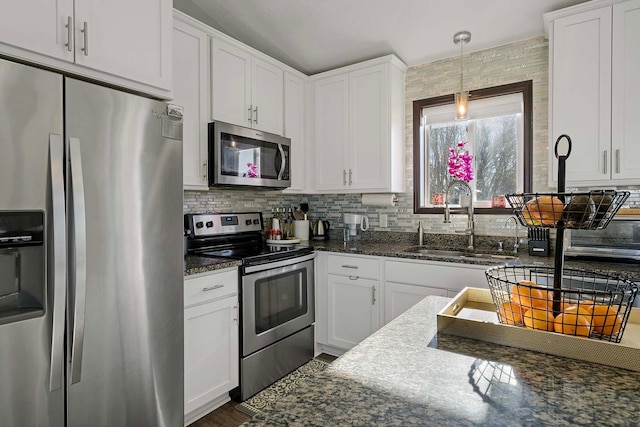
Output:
0,57,184,427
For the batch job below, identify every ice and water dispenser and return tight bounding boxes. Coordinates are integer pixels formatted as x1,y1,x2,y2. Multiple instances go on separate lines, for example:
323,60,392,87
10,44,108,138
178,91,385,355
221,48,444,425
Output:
0,211,45,325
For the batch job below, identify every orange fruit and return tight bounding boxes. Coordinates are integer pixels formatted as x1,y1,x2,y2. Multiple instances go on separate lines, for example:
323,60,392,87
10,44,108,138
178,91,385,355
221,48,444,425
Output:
511,282,545,310
554,313,591,337
523,308,555,332
498,301,524,325
591,305,623,335
563,305,592,318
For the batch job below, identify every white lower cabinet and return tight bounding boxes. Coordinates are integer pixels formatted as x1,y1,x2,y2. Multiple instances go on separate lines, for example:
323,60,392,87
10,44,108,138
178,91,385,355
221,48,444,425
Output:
184,268,239,425
327,274,380,350
383,259,489,325
316,252,491,353
384,282,447,323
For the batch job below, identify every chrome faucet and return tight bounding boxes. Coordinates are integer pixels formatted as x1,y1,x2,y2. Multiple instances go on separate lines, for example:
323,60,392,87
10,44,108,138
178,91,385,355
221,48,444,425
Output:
444,180,474,250
505,215,520,253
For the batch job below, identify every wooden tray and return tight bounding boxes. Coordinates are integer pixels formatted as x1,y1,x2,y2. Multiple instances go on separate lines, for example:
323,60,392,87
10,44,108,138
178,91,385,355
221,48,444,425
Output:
437,287,640,372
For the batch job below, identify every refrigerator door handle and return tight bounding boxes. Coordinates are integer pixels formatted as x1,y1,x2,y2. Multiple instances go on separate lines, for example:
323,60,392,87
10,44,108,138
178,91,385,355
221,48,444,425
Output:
69,137,88,385
48,134,66,392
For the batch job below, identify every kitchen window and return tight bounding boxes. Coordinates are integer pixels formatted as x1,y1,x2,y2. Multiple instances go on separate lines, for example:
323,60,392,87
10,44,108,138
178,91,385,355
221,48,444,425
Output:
413,81,533,214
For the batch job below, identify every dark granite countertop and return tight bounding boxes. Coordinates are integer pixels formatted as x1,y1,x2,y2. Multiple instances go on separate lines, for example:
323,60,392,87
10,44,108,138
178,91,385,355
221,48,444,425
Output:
245,296,640,426
183,255,241,277
312,239,640,279
184,238,639,279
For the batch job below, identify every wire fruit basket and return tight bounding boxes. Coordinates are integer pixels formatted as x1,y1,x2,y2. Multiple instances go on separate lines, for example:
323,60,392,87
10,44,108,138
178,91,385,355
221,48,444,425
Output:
486,265,637,343
486,135,636,343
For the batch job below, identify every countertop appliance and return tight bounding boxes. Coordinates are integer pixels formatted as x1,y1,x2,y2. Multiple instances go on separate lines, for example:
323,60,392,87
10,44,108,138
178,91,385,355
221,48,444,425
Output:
208,121,291,189
565,215,640,307
185,212,315,401
0,58,184,427
564,216,640,261
312,218,330,240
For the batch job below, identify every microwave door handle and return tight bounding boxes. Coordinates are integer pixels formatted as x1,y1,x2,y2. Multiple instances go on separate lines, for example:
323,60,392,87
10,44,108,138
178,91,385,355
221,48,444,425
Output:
48,134,66,392
277,144,285,180
69,137,88,385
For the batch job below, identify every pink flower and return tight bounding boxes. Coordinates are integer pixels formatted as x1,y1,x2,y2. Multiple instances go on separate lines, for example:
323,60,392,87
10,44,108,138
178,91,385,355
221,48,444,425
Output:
244,162,258,178
448,141,473,182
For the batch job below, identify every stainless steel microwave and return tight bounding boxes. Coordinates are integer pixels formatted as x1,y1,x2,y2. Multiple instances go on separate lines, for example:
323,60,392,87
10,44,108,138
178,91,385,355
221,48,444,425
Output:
208,121,290,189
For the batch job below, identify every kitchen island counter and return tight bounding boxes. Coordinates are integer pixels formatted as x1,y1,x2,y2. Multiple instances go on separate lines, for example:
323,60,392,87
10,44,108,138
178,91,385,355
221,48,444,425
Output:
244,296,640,426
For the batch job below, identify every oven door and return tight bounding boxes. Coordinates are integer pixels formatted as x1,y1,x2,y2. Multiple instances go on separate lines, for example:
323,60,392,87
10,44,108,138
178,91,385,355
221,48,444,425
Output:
241,254,314,356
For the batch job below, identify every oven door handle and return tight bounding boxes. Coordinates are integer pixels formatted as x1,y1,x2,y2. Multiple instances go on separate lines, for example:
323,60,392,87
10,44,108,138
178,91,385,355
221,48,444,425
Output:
244,253,316,274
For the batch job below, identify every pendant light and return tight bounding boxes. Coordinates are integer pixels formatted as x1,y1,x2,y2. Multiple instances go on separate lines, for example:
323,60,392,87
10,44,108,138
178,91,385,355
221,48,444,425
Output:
454,31,471,120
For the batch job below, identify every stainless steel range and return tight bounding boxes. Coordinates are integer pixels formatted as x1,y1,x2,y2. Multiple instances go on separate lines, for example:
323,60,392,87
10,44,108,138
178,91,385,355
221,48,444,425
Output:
184,212,315,401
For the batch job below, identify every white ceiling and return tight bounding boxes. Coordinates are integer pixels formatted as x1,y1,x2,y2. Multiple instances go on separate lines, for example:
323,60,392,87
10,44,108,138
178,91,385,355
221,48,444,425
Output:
174,0,590,75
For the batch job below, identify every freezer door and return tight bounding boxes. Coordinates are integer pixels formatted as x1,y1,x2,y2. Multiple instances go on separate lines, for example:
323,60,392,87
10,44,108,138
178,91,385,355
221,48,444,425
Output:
0,58,65,427
65,79,184,427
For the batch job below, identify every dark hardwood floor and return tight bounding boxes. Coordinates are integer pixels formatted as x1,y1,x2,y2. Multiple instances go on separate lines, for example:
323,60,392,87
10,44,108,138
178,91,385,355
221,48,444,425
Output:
188,401,250,427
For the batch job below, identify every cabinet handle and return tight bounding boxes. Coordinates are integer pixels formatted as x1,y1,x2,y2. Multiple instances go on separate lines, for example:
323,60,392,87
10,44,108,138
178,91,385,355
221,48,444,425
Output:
349,275,359,280
254,106,258,124
341,265,358,269
615,149,620,174
343,170,347,186
371,286,376,305
233,305,238,323
603,150,607,175
202,161,207,178
80,21,88,56
65,16,73,52
202,284,224,292
349,169,352,185
248,105,253,124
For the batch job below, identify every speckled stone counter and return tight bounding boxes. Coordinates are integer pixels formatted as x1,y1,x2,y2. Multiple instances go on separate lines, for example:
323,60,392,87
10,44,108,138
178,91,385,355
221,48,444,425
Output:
183,255,241,276
311,240,640,279
244,296,640,426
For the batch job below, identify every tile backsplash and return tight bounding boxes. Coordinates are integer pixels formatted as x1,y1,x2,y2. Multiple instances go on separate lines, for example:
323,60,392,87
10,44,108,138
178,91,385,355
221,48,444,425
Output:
185,36,640,238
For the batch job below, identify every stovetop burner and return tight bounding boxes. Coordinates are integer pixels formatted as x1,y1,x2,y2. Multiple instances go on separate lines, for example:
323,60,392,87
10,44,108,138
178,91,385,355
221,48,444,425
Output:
184,212,313,266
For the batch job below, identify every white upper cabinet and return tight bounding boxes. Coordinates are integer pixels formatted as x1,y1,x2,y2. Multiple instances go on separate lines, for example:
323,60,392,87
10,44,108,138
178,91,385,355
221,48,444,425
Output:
313,55,406,193
283,72,308,193
611,0,640,181
314,74,350,191
173,13,210,190
0,0,74,62
211,38,283,135
547,0,640,186
0,0,172,98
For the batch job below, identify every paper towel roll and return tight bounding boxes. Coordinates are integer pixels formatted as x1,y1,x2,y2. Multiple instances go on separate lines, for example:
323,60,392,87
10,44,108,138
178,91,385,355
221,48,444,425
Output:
361,193,397,206
294,220,310,241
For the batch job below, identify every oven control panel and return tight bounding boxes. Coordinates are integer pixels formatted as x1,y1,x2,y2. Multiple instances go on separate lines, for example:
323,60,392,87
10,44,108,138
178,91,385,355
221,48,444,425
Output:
186,212,263,237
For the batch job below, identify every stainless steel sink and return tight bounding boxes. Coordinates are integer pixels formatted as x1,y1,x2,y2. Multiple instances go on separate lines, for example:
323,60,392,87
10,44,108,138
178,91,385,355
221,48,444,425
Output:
403,247,518,261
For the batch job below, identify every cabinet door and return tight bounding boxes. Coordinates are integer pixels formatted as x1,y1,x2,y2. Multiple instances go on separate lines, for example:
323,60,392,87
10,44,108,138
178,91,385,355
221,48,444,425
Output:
73,0,172,91
384,282,447,324
0,0,74,62
551,7,611,183
314,74,349,191
284,72,306,192
173,19,209,190
184,296,239,415
349,64,390,190
327,274,379,350
211,38,252,127
252,57,283,134
612,0,640,181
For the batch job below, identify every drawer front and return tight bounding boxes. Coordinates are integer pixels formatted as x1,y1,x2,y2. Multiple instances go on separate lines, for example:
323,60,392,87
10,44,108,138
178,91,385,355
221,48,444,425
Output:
385,260,488,292
327,254,380,279
184,268,238,307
